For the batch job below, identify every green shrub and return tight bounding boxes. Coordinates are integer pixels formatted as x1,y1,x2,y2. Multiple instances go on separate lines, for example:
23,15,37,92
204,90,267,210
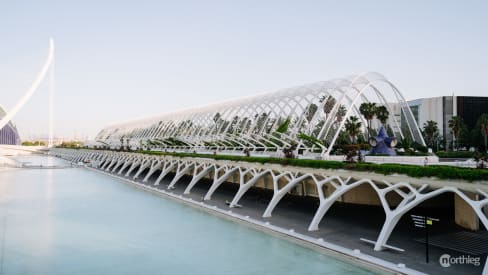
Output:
436,151,475,158
22,140,46,146
396,151,429,156
368,153,390,156
120,149,488,182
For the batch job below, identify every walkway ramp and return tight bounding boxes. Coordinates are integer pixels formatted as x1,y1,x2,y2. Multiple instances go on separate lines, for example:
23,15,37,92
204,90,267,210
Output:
415,231,488,256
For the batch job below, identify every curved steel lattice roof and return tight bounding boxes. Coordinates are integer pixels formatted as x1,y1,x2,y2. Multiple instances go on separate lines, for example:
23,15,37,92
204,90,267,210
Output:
96,72,425,156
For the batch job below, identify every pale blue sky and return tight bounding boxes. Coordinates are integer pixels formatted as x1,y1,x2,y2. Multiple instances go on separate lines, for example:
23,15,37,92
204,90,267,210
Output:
1,0,487,139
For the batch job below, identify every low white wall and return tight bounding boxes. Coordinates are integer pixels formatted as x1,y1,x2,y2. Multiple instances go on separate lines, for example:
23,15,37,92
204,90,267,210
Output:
0,156,18,167
324,155,439,166
365,156,439,165
0,145,46,156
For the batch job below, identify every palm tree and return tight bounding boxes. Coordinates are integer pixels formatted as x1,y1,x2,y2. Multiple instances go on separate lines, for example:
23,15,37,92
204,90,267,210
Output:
119,135,125,150
448,116,465,150
375,105,389,127
477,114,488,151
344,116,362,144
305,103,318,122
323,97,336,117
359,102,377,139
336,105,347,123
422,120,439,148
126,138,131,151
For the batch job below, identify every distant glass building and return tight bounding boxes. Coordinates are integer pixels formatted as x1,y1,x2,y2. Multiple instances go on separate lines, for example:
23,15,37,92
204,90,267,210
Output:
456,96,488,130
407,96,488,149
0,106,21,145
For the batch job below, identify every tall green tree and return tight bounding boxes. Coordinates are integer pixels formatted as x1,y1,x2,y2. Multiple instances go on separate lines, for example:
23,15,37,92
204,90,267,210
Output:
344,116,362,144
359,102,377,138
448,116,465,150
422,120,439,148
477,113,488,151
375,105,389,127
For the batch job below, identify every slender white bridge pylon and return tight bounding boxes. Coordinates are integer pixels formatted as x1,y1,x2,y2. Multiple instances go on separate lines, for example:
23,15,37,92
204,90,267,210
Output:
0,39,55,145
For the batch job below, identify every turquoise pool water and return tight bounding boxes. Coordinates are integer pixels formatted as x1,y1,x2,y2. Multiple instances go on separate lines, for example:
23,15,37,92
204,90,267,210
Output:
0,156,376,274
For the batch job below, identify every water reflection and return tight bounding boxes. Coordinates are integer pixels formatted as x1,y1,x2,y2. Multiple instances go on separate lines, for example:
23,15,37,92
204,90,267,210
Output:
0,155,376,275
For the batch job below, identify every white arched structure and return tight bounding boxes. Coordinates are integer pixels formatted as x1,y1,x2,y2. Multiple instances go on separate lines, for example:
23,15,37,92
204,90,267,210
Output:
95,72,425,156
0,39,55,140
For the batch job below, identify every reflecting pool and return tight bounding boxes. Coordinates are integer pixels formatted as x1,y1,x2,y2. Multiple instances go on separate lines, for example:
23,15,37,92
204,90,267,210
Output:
0,156,376,274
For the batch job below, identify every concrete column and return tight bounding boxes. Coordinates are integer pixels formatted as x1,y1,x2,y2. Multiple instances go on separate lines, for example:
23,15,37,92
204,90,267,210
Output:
454,193,479,231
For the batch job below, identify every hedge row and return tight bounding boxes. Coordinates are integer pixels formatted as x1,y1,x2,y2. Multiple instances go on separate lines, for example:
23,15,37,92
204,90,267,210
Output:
436,151,475,158
133,150,488,182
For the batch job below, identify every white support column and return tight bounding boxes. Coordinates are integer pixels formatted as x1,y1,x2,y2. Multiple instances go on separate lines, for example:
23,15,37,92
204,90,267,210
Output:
133,158,152,179
143,160,163,182
77,152,85,162
73,153,81,162
184,164,214,194
308,176,369,231
476,188,488,227
81,152,88,162
111,157,127,172
117,160,133,175
204,166,239,200
98,155,109,168
379,187,441,251
154,160,177,185
373,187,488,251
125,159,142,177
229,169,270,208
168,161,195,189
112,157,124,170
105,158,118,171
101,157,113,169
262,174,311,218
108,156,118,171
96,153,105,161
74,151,82,162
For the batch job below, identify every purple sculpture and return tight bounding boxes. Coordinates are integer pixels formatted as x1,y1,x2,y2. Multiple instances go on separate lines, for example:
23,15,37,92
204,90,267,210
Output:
369,126,397,156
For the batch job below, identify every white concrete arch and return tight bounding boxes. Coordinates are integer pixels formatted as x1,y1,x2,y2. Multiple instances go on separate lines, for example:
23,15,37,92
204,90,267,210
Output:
204,166,240,200
373,185,488,251
308,177,390,231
